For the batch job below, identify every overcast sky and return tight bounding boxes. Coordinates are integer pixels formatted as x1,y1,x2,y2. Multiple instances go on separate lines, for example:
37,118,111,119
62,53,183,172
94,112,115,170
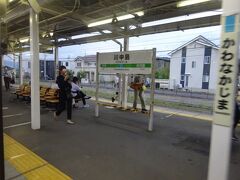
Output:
59,25,221,59
3,25,221,65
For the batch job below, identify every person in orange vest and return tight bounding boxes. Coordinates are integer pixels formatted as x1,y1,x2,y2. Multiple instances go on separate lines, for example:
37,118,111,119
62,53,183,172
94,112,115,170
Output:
130,75,147,113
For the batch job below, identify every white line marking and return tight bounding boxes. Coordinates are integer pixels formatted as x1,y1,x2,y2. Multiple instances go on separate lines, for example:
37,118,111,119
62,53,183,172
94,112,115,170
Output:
3,122,31,129
165,114,174,118
3,107,8,110
10,154,25,160
3,113,23,118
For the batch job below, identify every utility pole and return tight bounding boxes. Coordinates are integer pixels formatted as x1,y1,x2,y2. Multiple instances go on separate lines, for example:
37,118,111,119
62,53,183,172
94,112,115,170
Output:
0,0,7,179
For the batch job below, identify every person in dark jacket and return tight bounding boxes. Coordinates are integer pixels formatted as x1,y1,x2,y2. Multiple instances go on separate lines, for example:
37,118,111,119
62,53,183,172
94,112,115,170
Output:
232,102,240,141
3,67,11,91
54,66,74,124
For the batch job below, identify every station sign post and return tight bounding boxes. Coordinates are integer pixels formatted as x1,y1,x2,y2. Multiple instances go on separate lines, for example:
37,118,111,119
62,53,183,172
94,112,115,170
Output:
208,0,240,179
96,49,156,131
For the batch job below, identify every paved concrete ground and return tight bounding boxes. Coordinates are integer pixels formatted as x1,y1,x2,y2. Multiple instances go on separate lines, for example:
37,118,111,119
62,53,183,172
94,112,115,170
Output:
3,91,240,180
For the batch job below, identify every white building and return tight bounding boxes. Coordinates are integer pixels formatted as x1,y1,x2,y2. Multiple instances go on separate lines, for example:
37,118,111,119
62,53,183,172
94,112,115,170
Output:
169,35,219,92
73,55,96,83
20,54,97,82
21,53,75,80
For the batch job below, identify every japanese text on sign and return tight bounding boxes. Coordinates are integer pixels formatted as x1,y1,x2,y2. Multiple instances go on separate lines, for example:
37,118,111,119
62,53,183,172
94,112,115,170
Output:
217,38,235,111
98,49,154,74
214,14,240,127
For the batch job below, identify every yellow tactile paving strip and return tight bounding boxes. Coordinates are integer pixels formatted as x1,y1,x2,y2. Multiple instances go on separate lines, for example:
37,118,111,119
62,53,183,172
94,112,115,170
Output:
4,134,72,180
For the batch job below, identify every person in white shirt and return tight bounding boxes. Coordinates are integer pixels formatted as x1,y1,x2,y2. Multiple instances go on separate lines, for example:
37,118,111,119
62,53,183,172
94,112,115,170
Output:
71,77,91,108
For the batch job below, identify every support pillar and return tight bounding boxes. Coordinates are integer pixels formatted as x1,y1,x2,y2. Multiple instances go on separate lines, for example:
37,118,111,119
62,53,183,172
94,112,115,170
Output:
0,0,7,178
89,71,92,83
118,74,122,107
95,53,99,117
19,52,23,85
54,44,59,80
117,41,123,107
148,48,156,131
44,58,46,79
207,1,240,180
30,8,40,129
13,54,15,69
121,33,129,109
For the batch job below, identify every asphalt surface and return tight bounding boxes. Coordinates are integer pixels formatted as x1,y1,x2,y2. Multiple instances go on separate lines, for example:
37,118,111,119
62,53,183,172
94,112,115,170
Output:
2,90,240,180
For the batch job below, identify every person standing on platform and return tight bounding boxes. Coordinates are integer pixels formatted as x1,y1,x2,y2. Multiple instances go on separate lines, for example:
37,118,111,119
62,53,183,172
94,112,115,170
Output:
130,75,148,113
54,66,74,124
3,67,11,91
232,102,240,141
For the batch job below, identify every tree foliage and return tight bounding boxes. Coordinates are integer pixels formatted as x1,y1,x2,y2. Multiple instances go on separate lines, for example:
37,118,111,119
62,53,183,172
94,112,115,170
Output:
77,70,86,82
66,69,75,80
155,67,169,79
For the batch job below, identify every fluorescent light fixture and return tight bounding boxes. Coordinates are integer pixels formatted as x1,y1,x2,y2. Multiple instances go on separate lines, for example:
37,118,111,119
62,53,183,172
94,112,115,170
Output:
142,9,222,28
88,19,112,27
177,0,211,7
8,0,15,2
88,11,144,27
72,32,101,39
129,25,137,30
42,32,47,38
22,45,30,48
102,30,112,34
58,38,67,42
19,37,29,43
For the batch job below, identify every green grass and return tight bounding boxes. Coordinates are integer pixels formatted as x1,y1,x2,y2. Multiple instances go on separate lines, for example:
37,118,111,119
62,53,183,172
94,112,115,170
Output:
82,87,213,113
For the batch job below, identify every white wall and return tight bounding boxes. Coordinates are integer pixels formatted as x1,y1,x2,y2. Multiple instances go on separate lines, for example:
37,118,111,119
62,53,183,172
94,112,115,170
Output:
169,50,182,88
186,42,205,89
209,48,219,90
170,42,219,91
73,60,97,82
22,60,30,74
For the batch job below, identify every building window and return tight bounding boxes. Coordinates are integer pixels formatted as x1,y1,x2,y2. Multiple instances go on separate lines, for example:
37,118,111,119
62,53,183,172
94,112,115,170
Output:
66,62,69,67
202,75,209,82
204,56,211,64
77,63,81,67
192,61,196,68
181,57,186,63
28,62,31,68
181,75,184,81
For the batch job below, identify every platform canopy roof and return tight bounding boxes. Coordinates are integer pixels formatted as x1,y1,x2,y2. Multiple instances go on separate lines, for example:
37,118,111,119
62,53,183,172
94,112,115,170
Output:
0,0,221,52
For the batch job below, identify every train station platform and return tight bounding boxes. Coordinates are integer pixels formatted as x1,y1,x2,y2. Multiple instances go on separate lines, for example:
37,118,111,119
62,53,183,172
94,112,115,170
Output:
3,90,240,180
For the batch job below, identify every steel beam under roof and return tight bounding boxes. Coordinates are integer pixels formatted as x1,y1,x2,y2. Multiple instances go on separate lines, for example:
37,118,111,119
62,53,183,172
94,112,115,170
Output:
0,0,221,51
57,15,220,47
